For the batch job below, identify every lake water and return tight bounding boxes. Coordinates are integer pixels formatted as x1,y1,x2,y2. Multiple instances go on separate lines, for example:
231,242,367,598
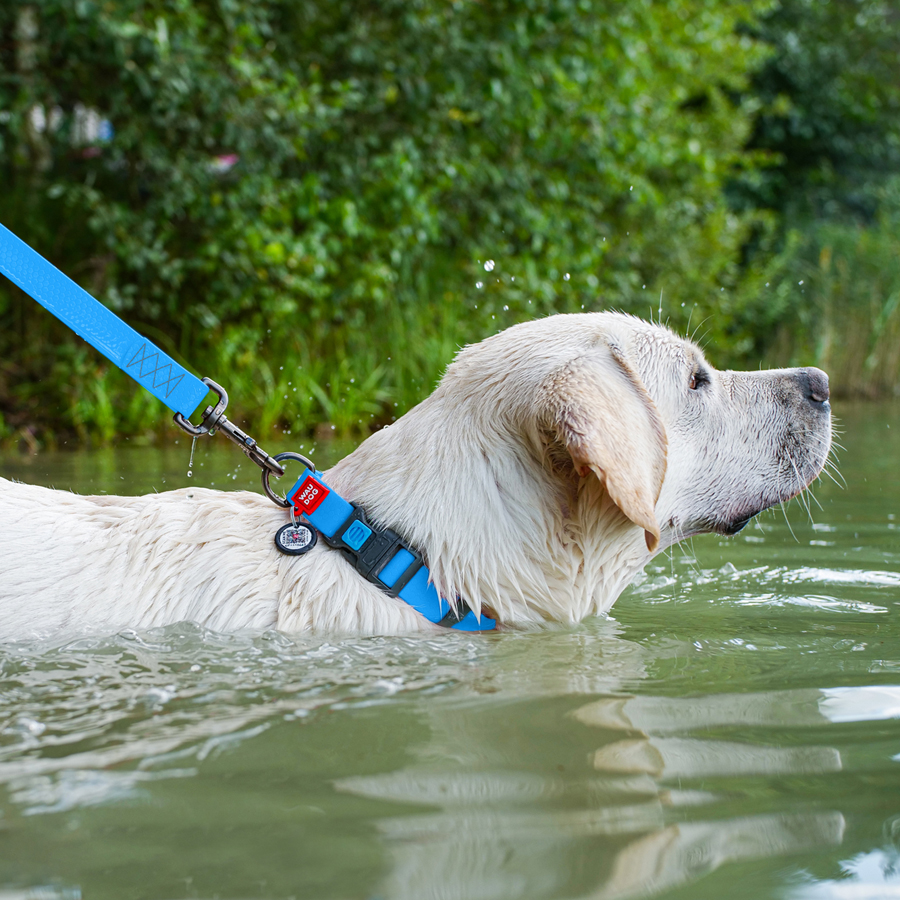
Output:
1,403,899,900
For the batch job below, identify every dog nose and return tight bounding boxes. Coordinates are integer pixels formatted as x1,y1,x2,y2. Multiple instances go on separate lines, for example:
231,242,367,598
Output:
803,367,830,404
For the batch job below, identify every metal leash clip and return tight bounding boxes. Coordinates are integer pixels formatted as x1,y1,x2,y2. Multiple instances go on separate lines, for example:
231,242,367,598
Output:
174,377,286,482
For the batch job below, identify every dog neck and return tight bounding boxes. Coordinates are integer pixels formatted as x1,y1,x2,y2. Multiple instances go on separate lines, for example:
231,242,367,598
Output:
321,393,652,627
283,468,495,631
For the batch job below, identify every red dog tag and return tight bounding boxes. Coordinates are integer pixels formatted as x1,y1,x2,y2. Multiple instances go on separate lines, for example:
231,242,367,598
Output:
293,475,330,515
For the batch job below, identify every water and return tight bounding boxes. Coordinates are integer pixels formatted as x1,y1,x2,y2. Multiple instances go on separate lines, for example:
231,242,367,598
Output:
1,404,899,900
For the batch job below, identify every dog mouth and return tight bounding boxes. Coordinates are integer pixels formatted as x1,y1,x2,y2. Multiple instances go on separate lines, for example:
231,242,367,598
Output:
686,499,771,539
700,508,762,538
665,510,759,544
709,464,825,538
716,515,755,536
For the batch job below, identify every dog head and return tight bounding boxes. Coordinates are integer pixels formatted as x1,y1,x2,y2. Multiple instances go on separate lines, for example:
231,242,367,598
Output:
448,313,830,547
328,312,832,624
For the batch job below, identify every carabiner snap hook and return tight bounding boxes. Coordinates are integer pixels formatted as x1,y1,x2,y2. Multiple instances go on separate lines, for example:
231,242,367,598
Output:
173,377,228,438
174,377,286,479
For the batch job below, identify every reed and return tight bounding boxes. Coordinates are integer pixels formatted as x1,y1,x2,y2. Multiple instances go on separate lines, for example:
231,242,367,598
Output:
760,212,900,398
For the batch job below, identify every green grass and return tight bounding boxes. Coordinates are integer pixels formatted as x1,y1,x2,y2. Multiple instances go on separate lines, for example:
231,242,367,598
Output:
759,214,900,398
5,212,900,453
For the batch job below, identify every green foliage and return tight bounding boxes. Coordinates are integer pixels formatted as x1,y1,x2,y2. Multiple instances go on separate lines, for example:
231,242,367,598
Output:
717,0,900,387
8,0,883,447
752,177,900,397
736,0,900,220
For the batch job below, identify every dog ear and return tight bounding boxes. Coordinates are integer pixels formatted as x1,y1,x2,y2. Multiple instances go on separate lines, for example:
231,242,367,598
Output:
541,342,667,551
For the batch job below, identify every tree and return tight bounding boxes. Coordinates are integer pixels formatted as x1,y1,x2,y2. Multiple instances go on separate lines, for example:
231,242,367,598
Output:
0,0,770,443
736,0,900,220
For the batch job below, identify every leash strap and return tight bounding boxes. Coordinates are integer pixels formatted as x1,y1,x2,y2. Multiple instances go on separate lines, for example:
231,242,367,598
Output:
0,223,208,418
287,469,496,632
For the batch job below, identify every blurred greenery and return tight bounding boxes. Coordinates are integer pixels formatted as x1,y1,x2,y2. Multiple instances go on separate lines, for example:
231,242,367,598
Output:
736,0,900,221
0,0,898,448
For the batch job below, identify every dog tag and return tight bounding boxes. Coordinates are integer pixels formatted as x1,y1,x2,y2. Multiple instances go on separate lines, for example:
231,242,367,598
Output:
274,522,318,555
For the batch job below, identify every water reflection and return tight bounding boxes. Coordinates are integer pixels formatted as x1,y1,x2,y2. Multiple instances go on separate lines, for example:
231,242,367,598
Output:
4,618,900,899
573,685,900,732
789,847,900,899
332,700,862,899
596,813,844,900
333,683,900,899
339,765,843,900
591,737,841,778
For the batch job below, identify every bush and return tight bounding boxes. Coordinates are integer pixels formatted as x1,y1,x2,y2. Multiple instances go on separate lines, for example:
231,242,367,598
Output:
738,0,900,221
0,0,771,445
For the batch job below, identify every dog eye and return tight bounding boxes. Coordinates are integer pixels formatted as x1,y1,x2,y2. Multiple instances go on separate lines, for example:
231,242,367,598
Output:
689,370,710,391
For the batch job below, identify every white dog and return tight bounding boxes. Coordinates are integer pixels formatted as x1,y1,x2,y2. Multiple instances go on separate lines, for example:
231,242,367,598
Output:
0,312,832,639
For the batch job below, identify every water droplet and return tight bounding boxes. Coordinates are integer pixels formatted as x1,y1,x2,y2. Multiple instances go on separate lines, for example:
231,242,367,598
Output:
187,436,198,478
484,259,495,272
475,281,484,289
564,273,570,281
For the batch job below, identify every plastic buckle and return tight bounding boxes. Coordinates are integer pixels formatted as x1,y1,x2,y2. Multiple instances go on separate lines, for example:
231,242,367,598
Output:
323,505,423,597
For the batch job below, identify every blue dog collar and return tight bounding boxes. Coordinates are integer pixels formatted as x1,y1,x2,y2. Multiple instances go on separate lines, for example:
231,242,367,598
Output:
286,469,496,632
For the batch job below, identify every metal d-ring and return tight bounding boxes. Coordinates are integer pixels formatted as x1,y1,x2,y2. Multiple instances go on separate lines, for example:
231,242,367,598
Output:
262,451,317,509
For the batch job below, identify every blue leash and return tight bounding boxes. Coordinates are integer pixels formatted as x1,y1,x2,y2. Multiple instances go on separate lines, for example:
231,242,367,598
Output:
0,222,286,476
0,223,207,417
0,222,496,632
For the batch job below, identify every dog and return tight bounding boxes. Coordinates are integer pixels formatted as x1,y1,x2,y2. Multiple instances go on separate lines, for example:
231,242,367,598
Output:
0,312,832,639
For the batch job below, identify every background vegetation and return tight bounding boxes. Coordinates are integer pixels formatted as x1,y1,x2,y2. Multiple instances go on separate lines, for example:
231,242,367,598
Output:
1,0,898,448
